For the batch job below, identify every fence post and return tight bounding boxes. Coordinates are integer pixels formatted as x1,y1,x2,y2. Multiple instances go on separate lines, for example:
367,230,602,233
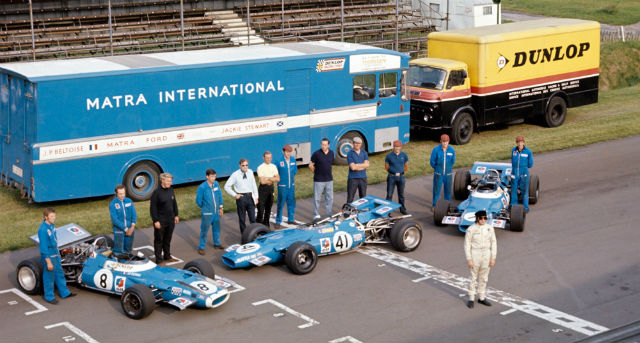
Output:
395,0,399,51
180,0,185,51
341,0,344,42
621,26,625,43
108,0,113,55
247,0,251,46
281,0,284,41
28,0,35,60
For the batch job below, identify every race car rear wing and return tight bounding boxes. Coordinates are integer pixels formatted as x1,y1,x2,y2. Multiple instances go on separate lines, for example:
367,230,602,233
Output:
471,162,512,178
29,223,92,248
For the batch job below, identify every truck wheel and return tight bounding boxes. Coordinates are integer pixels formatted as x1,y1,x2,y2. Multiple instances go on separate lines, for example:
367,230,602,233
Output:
16,257,44,295
433,199,450,226
285,242,317,275
453,169,471,200
123,161,160,202
528,175,540,205
543,97,567,127
184,258,216,279
390,219,422,252
121,284,156,319
334,131,364,165
450,112,473,145
241,223,271,244
510,205,526,232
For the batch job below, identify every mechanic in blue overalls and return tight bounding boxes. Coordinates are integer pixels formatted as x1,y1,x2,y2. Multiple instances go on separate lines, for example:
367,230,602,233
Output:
37,208,76,304
511,135,534,212
275,144,297,227
430,134,456,211
109,184,137,255
195,168,224,255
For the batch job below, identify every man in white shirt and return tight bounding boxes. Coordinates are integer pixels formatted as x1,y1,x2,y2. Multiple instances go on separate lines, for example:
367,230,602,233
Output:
464,210,497,308
224,158,259,234
256,151,279,228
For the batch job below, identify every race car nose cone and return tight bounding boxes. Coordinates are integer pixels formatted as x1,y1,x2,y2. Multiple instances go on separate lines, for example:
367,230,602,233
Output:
206,289,230,308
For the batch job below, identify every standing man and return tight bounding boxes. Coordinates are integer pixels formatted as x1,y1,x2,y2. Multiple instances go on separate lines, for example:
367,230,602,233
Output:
275,145,298,227
430,134,456,211
109,184,137,255
224,158,259,234
195,169,224,255
346,136,369,203
38,208,76,304
150,173,179,265
256,151,279,227
464,210,497,308
385,140,409,215
309,138,334,222
511,135,534,212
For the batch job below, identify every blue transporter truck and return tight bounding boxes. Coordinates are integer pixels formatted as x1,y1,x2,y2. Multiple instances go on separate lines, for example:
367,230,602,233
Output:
0,41,410,202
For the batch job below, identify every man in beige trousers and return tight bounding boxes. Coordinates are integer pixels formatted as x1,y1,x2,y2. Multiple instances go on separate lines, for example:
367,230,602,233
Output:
464,210,497,308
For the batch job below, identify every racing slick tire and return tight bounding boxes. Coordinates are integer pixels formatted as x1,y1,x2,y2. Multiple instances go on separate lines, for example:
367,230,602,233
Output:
184,258,216,279
433,200,450,226
528,174,540,205
390,219,423,252
123,161,161,202
453,169,471,200
241,223,271,245
285,242,318,275
543,96,567,127
450,112,473,145
16,257,44,295
121,284,156,320
335,131,365,165
510,205,526,232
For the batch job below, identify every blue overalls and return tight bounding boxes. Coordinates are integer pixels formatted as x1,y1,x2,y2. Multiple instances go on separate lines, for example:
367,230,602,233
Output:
195,180,224,248
276,154,297,224
511,146,534,211
37,221,71,302
430,144,456,206
109,197,137,254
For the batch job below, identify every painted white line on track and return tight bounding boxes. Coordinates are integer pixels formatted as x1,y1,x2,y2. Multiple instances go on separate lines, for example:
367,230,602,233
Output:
0,288,48,315
133,245,183,265
44,322,100,343
329,336,363,343
501,308,518,316
252,298,319,329
358,247,609,336
412,276,431,283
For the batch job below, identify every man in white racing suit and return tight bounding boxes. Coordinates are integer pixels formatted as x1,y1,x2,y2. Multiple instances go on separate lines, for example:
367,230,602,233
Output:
464,210,497,308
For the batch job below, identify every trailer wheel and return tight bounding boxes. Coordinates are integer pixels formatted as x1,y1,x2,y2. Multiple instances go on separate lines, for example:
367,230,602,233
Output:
335,131,365,165
450,112,473,145
454,169,471,200
124,161,160,202
543,97,567,127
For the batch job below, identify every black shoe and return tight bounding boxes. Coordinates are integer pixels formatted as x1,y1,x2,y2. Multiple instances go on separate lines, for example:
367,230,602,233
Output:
466,300,474,308
66,292,77,298
400,209,408,215
198,249,206,255
46,298,59,305
273,224,281,229
287,221,296,225
478,299,492,306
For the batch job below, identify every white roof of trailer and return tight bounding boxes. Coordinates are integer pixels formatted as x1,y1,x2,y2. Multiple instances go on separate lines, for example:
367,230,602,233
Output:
0,41,388,81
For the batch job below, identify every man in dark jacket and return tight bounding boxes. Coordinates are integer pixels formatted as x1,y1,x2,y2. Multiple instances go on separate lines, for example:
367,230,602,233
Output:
150,173,179,265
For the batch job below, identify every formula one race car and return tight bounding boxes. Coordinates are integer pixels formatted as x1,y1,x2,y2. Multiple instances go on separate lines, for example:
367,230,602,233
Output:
15,224,230,319
433,162,540,232
222,195,423,275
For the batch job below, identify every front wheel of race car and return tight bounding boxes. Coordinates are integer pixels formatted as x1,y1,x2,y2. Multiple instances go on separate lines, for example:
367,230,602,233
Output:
242,223,271,244
434,200,450,226
184,258,216,279
16,257,44,295
390,219,423,252
510,205,526,232
528,174,540,205
121,284,156,320
285,242,318,275
454,169,471,200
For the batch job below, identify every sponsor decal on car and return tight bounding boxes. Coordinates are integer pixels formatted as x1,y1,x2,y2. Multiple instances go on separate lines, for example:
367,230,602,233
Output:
491,219,506,228
318,227,334,234
190,280,218,294
476,166,487,173
351,198,368,206
236,243,260,254
375,206,393,215
443,216,461,224
68,226,84,236
171,287,183,296
353,233,363,241
333,232,353,252
320,238,331,253
114,276,126,292
250,256,271,266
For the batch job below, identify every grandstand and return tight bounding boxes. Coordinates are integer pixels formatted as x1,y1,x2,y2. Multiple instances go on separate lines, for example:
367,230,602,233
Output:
0,0,433,62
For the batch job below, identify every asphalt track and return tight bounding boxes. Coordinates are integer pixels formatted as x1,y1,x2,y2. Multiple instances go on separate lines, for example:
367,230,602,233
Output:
1,135,639,343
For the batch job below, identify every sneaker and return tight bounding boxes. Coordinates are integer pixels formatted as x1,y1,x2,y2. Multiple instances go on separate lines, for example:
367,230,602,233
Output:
312,216,321,224
46,298,59,305
466,300,474,309
198,249,206,255
214,245,225,250
478,299,492,306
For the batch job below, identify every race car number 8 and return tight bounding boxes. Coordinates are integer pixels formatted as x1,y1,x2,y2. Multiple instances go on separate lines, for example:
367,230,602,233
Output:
333,231,353,252
93,269,114,290
190,281,217,294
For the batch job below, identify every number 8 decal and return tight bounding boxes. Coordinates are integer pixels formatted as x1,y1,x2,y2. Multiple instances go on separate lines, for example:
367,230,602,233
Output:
93,269,113,290
333,231,353,252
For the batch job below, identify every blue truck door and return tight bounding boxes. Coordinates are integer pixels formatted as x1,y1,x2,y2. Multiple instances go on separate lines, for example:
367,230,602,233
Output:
374,71,401,151
285,69,311,162
4,77,33,196
0,74,7,180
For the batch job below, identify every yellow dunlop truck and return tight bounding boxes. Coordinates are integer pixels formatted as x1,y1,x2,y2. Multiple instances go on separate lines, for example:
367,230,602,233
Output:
409,18,600,144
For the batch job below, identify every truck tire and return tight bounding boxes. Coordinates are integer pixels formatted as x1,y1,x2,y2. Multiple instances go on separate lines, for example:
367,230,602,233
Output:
543,97,567,127
454,169,471,200
285,242,318,275
510,205,526,232
335,131,365,165
121,284,156,319
16,257,44,295
528,174,540,205
433,199,450,226
450,112,473,145
123,161,160,202
241,223,271,244
390,219,422,252
183,258,216,279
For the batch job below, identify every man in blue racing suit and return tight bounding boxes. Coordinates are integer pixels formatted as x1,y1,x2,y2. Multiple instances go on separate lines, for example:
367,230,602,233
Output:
275,144,298,227
511,135,534,212
196,168,225,254
38,208,76,304
430,134,456,211
109,184,137,254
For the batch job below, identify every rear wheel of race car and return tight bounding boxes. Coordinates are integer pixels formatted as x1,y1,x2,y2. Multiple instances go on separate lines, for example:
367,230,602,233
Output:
528,174,540,205
433,200,450,226
242,223,271,244
390,219,423,252
453,169,471,200
16,257,44,295
334,131,365,165
510,205,526,232
121,284,156,320
543,96,567,127
450,112,473,145
285,242,318,275
183,258,216,279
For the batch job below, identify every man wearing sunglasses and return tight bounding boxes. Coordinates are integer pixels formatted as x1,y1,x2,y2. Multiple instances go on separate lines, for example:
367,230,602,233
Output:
464,210,497,309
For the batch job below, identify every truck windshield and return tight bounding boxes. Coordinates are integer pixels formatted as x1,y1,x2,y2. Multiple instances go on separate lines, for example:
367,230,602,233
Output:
408,65,447,90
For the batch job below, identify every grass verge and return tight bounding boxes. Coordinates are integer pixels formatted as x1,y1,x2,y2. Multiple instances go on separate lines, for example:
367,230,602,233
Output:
501,0,640,26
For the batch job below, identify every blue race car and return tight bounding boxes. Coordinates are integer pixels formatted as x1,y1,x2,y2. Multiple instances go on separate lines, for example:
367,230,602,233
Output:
16,223,231,319
222,195,423,275
433,162,540,232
